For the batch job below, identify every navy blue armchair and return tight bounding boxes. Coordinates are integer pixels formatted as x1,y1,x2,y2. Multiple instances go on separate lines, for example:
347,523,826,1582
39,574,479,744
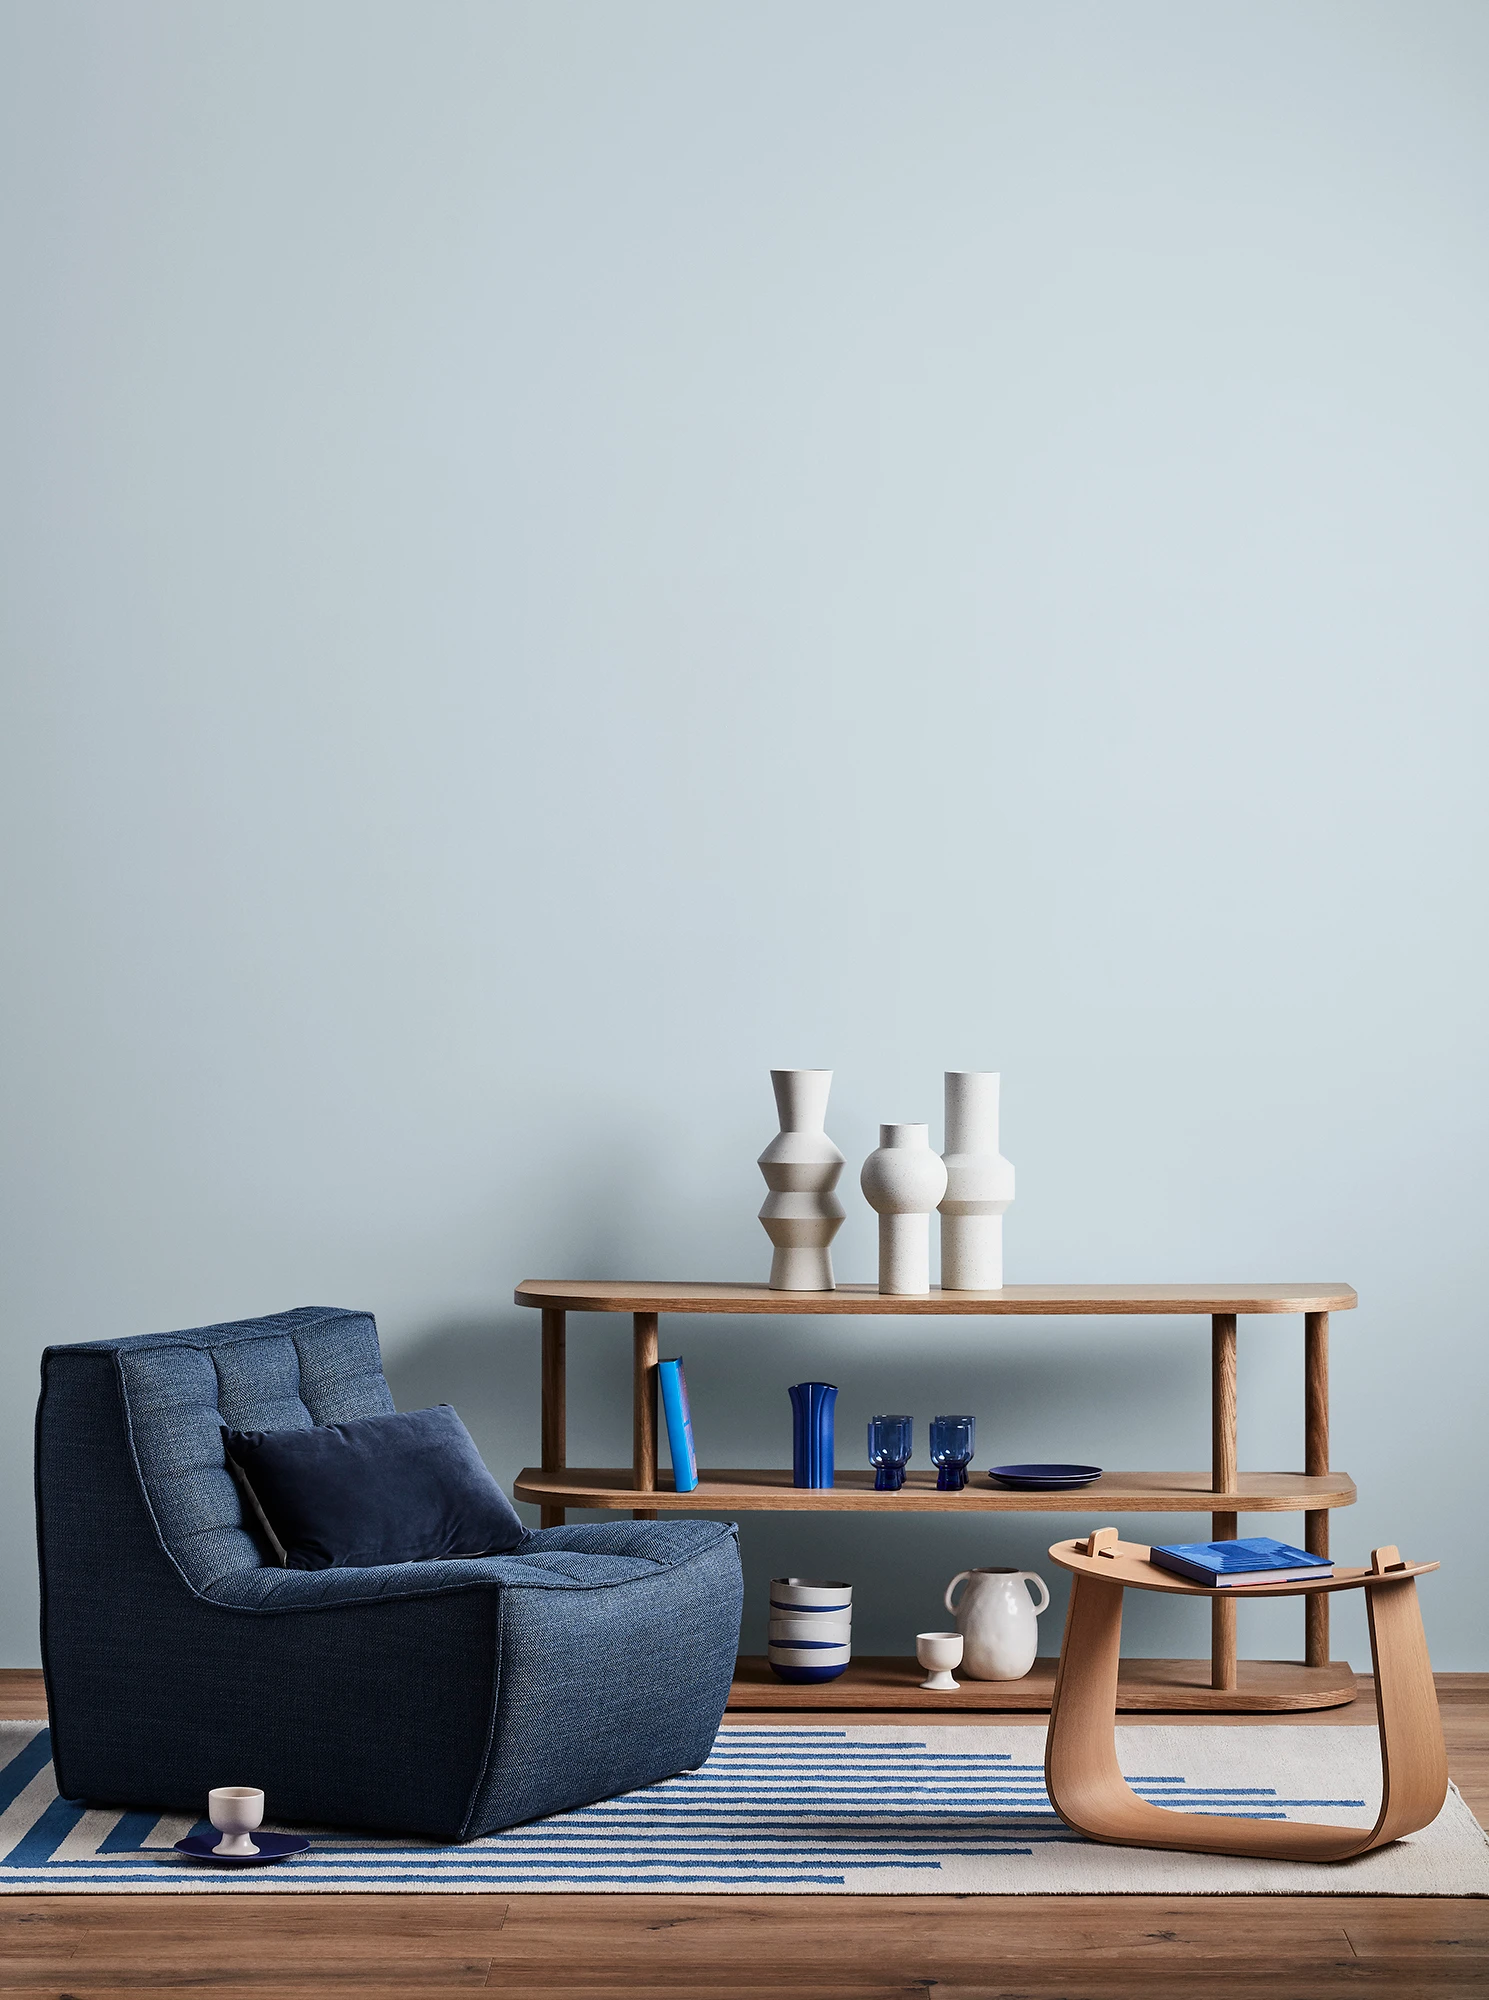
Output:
35,1307,742,1840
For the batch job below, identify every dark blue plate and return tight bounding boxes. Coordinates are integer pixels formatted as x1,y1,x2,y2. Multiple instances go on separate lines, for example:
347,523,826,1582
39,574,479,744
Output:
174,1831,311,1865
987,1463,1103,1489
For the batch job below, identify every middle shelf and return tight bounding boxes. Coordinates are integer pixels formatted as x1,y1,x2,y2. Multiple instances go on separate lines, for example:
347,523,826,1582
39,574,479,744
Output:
513,1466,1358,1514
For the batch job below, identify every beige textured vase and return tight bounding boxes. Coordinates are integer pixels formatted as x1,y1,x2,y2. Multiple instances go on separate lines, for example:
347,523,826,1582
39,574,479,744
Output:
757,1069,845,1290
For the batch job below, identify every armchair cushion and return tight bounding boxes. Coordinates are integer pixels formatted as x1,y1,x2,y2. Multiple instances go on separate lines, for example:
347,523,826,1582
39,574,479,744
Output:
201,1515,733,1611
222,1404,524,1569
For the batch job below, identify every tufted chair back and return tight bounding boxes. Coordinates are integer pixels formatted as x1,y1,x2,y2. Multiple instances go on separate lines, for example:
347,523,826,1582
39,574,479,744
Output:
41,1308,395,1594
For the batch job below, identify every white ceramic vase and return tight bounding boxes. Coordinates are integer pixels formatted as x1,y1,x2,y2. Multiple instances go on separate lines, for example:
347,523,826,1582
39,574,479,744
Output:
859,1123,949,1295
938,1071,1015,1290
758,1070,845,1291
944,1567,1051,1680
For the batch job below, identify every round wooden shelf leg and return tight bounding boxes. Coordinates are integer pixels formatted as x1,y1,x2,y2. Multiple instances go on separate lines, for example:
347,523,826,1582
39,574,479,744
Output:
632,1312,659,1521
540,1308,566,1530
1211,1313,1238,1691
1305,1310,1330,1668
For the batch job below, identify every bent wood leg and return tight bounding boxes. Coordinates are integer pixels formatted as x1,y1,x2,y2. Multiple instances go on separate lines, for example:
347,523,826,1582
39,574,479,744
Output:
1046,1551,1446,1861
1211,1313,1238,1691
1365,1554,1449,1844
632,1311,659,1521
1305,1310,1329,1668
539,1308,567,1530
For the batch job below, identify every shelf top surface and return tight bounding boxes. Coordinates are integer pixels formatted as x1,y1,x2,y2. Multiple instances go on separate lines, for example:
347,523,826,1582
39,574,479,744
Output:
1048,1536,1436,1596
513,1467,1358,1513
515,1280,1357,1316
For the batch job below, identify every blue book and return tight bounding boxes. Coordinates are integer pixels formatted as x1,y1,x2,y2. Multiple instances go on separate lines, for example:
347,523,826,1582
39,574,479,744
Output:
1149,1537,1333,1588
658,1358,699,1493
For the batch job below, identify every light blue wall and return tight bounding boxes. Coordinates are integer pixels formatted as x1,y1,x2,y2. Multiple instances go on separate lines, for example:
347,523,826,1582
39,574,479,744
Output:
2,1,1486,1672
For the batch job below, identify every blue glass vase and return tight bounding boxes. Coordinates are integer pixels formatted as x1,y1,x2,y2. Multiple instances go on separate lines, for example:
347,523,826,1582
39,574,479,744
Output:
789,1381,838,1488
868,1413,913,1491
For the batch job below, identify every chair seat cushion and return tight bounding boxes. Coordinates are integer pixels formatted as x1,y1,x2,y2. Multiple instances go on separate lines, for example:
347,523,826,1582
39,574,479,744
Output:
222,1405,525,1569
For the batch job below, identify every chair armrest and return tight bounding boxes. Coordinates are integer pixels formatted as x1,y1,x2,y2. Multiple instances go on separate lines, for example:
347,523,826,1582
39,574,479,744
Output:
205,1553,524,1613
202,1519,736,1613
516,1519,734,1562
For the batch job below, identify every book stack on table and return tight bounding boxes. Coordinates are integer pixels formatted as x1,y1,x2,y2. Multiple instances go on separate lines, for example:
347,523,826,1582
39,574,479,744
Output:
1149,1537,1333,1587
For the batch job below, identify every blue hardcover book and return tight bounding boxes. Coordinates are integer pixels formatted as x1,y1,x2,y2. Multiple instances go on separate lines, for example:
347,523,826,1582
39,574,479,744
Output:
1149,1537,1332,1588
658,1357,699,1493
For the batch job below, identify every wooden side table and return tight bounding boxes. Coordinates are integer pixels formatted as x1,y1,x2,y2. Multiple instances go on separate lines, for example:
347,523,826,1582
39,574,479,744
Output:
1045,1530,1447,1859
513,1279,1359,1713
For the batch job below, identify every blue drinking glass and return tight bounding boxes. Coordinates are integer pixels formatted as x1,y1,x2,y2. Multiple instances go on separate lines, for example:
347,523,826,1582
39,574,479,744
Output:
930,1414,976,1491
868,1414,913,1491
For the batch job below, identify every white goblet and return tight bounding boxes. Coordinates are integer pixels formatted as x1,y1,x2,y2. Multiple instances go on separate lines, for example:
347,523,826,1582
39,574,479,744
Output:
208,1786,264,1857
916,1630,964,1690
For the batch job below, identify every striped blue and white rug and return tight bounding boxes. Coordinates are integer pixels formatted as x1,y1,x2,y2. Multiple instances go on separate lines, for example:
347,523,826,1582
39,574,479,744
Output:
2,1723,1485,1894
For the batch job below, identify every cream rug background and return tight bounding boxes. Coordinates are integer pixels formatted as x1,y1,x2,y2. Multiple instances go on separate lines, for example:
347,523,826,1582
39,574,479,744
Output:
2,1722,1485,1894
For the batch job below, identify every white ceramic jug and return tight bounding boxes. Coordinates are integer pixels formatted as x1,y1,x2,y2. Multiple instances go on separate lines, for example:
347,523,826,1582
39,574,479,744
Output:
944,1566,1051,1680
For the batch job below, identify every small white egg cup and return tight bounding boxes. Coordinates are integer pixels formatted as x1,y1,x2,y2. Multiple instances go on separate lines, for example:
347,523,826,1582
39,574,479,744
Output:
209,1786,265,1857
916,1630,964,1690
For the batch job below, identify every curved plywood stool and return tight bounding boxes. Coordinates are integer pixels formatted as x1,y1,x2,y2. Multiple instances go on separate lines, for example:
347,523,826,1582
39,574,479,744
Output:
1045,1530,1447,1861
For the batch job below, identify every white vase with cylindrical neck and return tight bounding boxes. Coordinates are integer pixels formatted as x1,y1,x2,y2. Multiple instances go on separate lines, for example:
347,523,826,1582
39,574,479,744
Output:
758,1069,845,1291
860,1123,949,1295
939,1072,1015,1290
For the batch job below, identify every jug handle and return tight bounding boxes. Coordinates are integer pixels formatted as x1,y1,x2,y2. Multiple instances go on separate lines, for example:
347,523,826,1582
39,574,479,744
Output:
944,1571,972,1616
1019,1571,1051,1615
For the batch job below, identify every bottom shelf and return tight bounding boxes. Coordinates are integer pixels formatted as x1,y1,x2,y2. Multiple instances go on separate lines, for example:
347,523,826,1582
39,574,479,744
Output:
728,1655,1358,1714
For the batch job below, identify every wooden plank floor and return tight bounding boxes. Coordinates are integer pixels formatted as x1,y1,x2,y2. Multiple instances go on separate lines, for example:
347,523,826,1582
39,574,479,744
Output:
3,1669,1486,1998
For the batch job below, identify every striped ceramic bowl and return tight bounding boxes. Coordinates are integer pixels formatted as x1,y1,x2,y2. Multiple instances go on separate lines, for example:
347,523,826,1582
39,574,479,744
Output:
767,1578,852,1682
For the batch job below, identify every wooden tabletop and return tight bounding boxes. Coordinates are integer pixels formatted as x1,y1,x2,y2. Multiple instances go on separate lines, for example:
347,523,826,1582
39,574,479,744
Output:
515,1280,1357,1316
1047,1536,1437,1597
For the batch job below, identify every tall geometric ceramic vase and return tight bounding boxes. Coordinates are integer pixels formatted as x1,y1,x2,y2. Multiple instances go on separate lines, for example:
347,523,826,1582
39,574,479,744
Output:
939,1071,1015,1290
860,1123,949,1296
758,1069,845,1291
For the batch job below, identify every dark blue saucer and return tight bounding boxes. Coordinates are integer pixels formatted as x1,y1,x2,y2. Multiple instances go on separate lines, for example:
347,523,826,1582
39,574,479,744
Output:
987,1463,1103,1490
174,1831,310,1865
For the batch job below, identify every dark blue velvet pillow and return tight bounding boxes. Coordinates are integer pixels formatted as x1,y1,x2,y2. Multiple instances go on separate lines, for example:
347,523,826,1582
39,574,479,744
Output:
222,1405,525,1571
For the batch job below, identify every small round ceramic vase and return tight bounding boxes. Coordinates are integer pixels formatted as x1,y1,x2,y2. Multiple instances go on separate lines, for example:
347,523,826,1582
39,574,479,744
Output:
943,1566,1051,1680
860,1123,948,1295
758,1069,846,1290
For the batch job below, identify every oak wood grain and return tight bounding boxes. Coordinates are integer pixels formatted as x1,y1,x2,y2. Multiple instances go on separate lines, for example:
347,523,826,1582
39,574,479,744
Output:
516,1279,1358,1315
728,1653,1358,1712
1306,1309,1331,1670
1,1895,1486,2000
1044,1557,1448,1862
631,1311,658,1520
1210,1313,1239,1691
540,1307,566,1530
513,1465,1358,1513
1048,1534,1438,1597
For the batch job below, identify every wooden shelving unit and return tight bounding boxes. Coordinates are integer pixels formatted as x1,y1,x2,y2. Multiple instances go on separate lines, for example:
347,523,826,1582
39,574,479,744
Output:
513,1279,1358,1714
